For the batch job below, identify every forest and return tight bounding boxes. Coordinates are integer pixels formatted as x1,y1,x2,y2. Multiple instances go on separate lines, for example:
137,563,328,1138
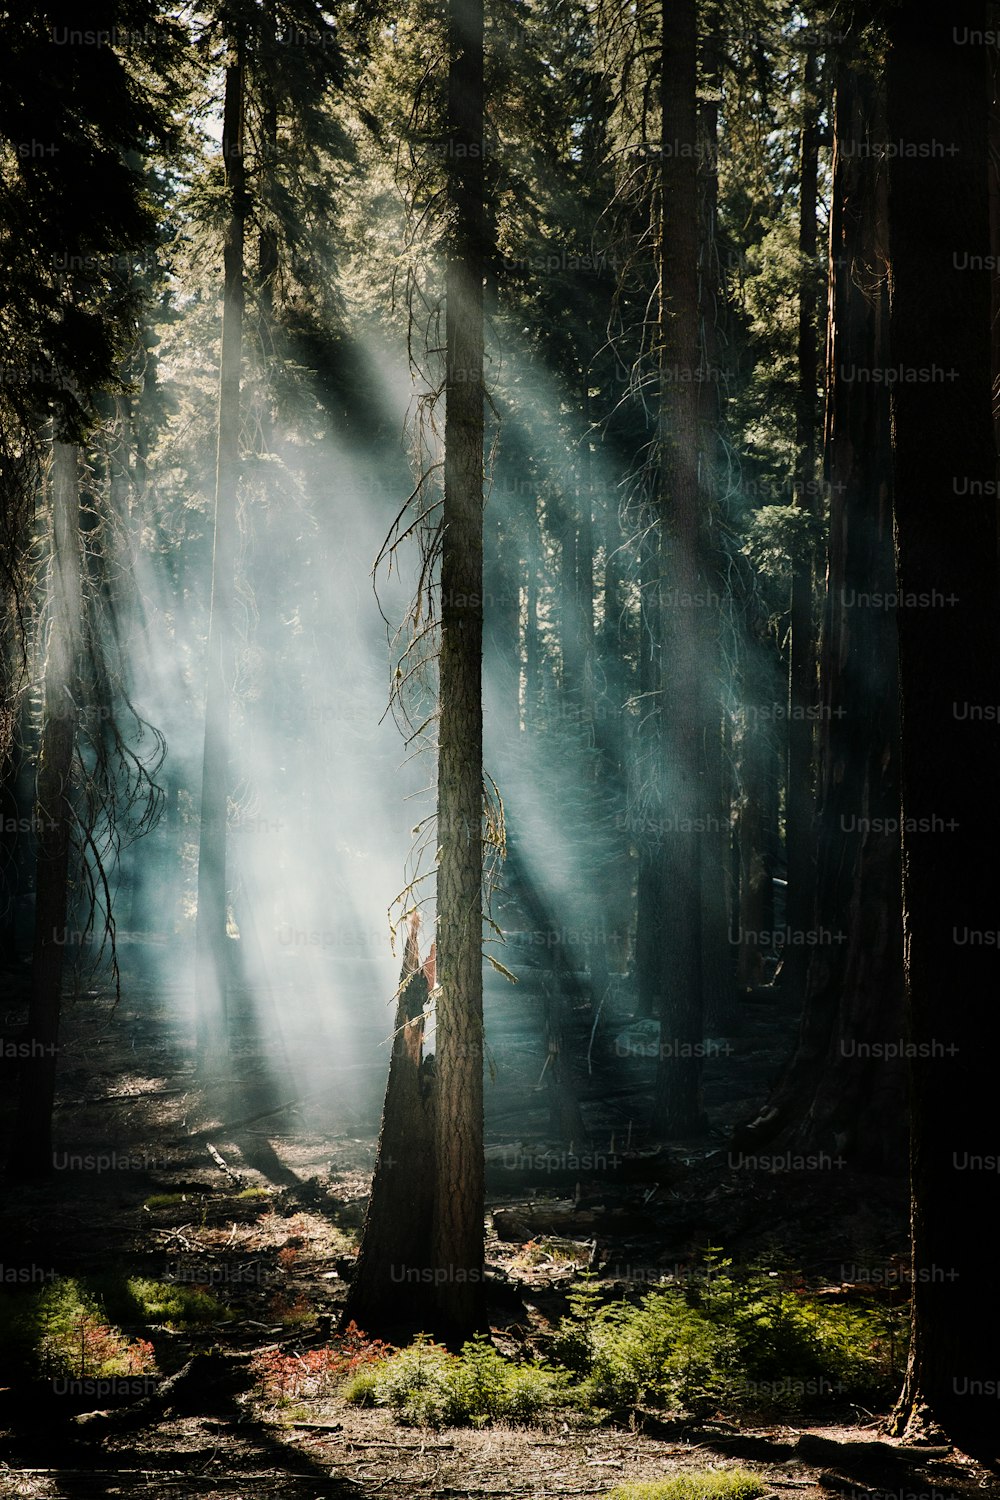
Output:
1,1,999,1496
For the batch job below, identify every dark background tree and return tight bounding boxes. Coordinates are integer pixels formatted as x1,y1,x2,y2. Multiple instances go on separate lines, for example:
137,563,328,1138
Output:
885,2,1000,1454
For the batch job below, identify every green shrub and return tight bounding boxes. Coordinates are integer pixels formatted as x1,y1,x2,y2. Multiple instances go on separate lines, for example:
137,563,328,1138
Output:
8,1278,158,1380
609,1468,766,1500
555,1253,906,1416
342,1333,566,1427
575,1295,725,1412
123,1277,229,1327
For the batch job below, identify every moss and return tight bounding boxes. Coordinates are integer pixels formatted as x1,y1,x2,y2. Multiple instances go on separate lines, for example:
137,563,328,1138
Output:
609,1469,766,1500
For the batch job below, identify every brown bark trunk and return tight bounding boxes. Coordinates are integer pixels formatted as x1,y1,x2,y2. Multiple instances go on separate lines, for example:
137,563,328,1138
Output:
195,48,246,1069
885,5,1000,1454
342,918,437,1337
634,531,663,1020
783,47,821,997
652,0,707,1136
431,0,487,1342
697,19,734,1034
8,441,81,1178
735,56,906,1173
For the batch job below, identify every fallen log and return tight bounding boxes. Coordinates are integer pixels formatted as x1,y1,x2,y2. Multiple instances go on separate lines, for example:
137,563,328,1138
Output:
492,1200,657,1241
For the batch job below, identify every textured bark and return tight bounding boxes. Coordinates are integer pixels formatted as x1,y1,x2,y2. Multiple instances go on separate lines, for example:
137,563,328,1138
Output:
652,0,708,1136
734,649,780,991
783,48,821,998
195,51,245,1067
431,0,487,1341
635,530,663,1020
736,58,906,1171
342,920,436,1337
697,19,734,1034
885,5,1000,1454
8,442,81,1178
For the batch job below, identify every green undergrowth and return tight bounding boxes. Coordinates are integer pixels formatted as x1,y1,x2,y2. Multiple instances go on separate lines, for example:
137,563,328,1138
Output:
0,1274,229,1382
608,1470,766,1500
552,1253,906,1415
336,1252,905,1427
343,1333,567,1426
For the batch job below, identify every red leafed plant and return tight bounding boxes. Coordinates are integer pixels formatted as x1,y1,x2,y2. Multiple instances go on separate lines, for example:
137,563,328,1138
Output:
254,1321,394,1400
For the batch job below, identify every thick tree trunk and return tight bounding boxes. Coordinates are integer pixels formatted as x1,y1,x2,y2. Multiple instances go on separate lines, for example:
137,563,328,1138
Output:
195,50,245,1068
8,442,81,1178
652,0,707,1136
431,0,487,1342
342,919,436,1337
885,6,1000,1454
735,59,906,1172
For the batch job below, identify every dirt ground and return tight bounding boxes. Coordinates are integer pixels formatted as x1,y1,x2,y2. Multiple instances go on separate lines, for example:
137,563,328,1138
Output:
1,952,997,1499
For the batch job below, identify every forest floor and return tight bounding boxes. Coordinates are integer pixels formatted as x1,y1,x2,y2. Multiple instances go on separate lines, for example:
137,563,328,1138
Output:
1,944,997,1499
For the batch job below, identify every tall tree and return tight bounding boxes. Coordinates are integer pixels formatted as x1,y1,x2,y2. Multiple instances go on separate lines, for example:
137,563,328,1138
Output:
735,46,906,1171
782,43,821,996
431,0,488,1340
885,4,1000,1453
652,0,708,1136
195,37,246,1067
7,442,81,1178
1,2,183,1173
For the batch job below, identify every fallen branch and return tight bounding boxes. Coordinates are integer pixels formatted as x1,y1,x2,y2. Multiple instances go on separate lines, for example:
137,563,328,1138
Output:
206,1141,243,1185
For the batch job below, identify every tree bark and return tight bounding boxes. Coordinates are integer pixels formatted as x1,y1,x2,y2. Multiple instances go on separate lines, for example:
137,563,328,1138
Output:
697,13,734,1034
342,918,437,1337
8,442,81,1178
431,0,487,1342
783,46,821,997
652,0,707,1136
195,46,246,1069
735,55,906,1172
885,5,1000,1454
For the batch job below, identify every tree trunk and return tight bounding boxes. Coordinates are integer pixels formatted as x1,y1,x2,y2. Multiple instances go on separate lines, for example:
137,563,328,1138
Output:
195,47,245,1069
885,5,1000,1454
783,46,820,998
523,506,540,730
342,918,437,1337
697,16,734,1034
8,442,81,1178
431,0,487,1342
634,529,664,1020
652,0,707,1137
735,56,906,1172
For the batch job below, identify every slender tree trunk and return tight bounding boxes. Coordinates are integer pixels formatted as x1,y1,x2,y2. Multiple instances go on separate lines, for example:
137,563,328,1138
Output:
734,634,781,989
652,0,707,1136
885,6,1000,1454
8,442,81,1178
195,48,245,1068
783,47,820,996
523,508,540,731
634,531,663,1019
697,14,734,1033
431,0,486,1341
